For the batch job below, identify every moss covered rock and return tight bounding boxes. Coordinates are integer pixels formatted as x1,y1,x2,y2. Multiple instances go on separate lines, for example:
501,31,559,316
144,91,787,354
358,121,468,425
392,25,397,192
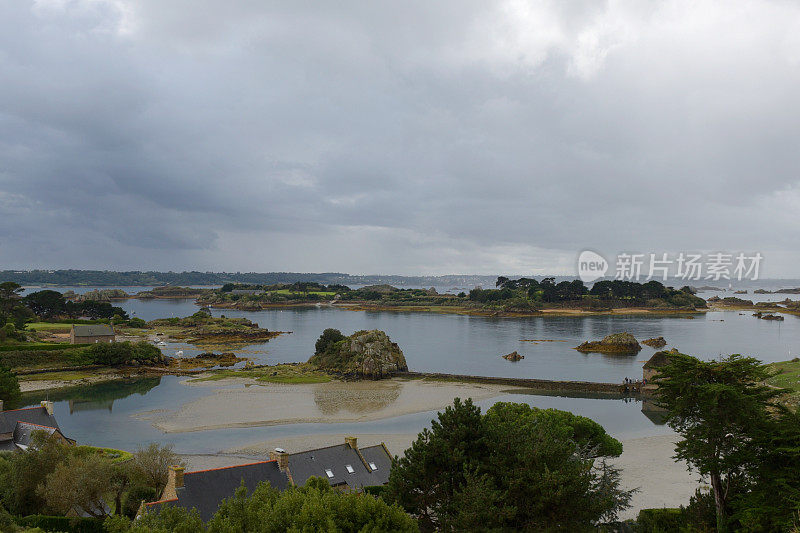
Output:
309,329,408,379
575,332,642,355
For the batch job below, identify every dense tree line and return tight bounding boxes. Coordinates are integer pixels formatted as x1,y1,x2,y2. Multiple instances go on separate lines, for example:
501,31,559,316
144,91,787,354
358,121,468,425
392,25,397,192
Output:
0,270,352,287
0,283,129,326
468,277,705,308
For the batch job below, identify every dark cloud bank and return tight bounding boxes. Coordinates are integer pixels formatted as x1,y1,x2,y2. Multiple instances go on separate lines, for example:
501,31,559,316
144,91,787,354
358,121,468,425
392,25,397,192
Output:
1,1,799,276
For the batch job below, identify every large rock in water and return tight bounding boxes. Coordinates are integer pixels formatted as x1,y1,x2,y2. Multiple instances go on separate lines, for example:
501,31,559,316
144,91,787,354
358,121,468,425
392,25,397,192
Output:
575,332,642,355
309,329,408,379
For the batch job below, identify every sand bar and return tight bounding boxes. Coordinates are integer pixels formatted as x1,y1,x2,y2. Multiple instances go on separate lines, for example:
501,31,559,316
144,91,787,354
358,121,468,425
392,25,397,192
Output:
135,377,522,433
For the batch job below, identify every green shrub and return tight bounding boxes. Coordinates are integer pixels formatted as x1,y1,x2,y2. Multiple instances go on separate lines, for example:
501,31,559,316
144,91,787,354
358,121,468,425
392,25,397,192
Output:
126,318,146,329
15,515,105,533
85,341,161,366
363,485,387,498
636,508,685,532
123,485,159,518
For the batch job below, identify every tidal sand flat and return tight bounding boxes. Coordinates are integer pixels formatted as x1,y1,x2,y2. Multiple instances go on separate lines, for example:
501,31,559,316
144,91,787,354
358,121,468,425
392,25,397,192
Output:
135,377,522,433
613,435,703,520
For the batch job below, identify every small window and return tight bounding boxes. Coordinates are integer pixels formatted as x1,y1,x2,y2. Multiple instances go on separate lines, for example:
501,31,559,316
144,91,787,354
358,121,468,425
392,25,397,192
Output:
369,462,378,471
345,464,355,474
325,469,334,478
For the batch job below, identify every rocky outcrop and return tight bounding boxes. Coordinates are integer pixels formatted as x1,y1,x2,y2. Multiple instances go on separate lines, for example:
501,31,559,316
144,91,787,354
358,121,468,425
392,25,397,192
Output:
753,312,785,321
575,333,642,355
641,337,667,348
502,351,524,362
308,329,408,379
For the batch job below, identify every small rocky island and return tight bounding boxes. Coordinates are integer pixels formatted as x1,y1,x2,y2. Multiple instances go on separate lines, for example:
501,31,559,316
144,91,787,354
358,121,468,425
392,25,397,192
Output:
308,328,408,379
147,309,282,345
641,336,667,348
575,332,642,355
502,351,524,362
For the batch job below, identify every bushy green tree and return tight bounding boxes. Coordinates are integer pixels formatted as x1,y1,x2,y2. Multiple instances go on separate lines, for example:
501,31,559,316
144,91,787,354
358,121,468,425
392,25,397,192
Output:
655,353,784,532
0,365,20,404
39,453,113,518
313,328,345,355
23,290,66,319
129,443,185,495
386,399,631,531
1,432,68,515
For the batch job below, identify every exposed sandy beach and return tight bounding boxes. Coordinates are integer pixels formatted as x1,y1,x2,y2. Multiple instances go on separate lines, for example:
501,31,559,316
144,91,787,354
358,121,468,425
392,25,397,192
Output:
135,377,523,433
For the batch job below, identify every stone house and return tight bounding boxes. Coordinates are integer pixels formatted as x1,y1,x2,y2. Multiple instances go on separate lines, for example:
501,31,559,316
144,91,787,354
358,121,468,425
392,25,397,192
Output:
642,350,674,394
70,324,115,344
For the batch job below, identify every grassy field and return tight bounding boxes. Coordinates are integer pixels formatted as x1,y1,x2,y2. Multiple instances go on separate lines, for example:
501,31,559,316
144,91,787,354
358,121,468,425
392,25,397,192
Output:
767,359,800,391
0,342,89,352
268,289,336,296
766,359,800,409
25,322,73,332
192,363,332,384
19,369,100,382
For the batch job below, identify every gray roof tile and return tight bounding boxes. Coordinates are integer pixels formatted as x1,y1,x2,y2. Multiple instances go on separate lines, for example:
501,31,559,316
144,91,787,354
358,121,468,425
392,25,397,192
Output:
147,461,289,522
72,324,115,337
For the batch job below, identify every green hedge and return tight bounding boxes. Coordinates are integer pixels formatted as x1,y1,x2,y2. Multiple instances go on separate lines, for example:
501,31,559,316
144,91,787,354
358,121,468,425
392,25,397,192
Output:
0,347,92,369
16,514,105,533
636,508,686,532
0,343,90,352
363,485,387,498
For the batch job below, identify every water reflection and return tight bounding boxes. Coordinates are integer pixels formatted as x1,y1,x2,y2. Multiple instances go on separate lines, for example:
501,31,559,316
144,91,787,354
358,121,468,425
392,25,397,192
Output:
313,382,401,415
21,377,162,413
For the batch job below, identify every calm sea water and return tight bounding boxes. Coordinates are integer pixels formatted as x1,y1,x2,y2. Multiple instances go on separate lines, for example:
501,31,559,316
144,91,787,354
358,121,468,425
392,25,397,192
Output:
18,292,799,454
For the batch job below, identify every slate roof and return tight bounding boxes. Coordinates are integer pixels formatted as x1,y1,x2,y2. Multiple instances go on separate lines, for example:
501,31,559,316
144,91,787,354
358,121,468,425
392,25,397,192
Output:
643,350,674,369
13,422,58,448
72,324,115,337
288,443,392,489
0,406,60,434
146,461,289,522
0,406,67,451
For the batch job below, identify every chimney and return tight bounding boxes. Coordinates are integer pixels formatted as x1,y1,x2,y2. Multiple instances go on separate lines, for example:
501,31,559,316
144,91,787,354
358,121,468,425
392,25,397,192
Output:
345,436,358,450
161,465,185,501
171,465,185,488
270,448,289,472
40,401,54,415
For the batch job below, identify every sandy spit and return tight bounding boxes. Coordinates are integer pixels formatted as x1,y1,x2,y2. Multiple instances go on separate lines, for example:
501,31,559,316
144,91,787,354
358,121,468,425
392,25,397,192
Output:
135,378,521,433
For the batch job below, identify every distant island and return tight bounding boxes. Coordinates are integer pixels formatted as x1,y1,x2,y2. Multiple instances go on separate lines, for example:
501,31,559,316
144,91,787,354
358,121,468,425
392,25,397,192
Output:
0,269,500,288
15,277,709,317
191,277,707,317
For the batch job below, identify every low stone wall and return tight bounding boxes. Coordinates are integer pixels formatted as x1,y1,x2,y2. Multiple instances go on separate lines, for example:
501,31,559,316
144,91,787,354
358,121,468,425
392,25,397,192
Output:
395,371,639,397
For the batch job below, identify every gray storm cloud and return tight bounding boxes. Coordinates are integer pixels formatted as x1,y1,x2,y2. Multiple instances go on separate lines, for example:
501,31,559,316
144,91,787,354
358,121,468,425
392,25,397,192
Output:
1,0,799,275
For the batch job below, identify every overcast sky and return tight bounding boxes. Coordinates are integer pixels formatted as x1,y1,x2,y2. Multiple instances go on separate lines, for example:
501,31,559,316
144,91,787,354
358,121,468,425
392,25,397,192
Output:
1,1,799,276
